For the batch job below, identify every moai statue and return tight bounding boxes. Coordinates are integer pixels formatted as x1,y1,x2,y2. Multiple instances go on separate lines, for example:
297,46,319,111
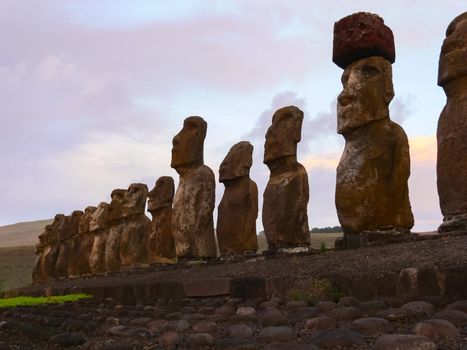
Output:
147,176,176,263
72,206,97,276
333,12,414,248
171,116,217,259
33,218,61,283
88,202,110,274
263,106,310,250
437,12,467,232
119,183,151,267
55,210,83,278
104,189,127,271
38,214,65,281
217,141,258,255
32,234,47,283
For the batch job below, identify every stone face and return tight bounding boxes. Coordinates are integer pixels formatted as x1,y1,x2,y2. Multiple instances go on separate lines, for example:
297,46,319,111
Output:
217,141,258,255
147,176,176,264
333,12,395,69
335,56,414,242
171,117,217,259
263,106,310,249
436,12,467,232
119,184,150,267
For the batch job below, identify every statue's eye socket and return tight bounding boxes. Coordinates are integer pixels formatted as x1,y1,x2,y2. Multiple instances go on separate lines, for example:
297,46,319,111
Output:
361,66,379,78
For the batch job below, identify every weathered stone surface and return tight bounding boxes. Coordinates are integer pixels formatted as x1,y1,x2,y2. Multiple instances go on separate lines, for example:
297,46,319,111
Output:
374,334,436,350
433,310,467,327
227,324,253,338
259,326,296,342
119,184,150,267
49,332,85,346
159,330,180,347
183,278,230,297
316,301,337,314
446,300,467,313
263,106,310,250
358,300,387,316
261,308,288,326
437,12,467,232
171,117,217,258
305,316,337,331
333,12,395,69
217,141,258,255
311,330,365,348
186,333,215,348
147,176,176,264
413,319,460,339
335,56,414,243
401,301,435,318
350,317,394,336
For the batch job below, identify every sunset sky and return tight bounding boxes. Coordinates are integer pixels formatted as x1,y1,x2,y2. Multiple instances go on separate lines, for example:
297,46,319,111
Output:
0,1,464,232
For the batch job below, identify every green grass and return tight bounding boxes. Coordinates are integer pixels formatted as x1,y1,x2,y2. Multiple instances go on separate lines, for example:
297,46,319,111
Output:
0,294,91,308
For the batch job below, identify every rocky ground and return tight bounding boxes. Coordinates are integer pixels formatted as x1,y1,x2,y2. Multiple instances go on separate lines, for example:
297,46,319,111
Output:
0,294,467,349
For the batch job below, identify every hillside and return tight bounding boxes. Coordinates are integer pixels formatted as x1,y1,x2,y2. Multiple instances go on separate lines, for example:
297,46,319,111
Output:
0,219,51,248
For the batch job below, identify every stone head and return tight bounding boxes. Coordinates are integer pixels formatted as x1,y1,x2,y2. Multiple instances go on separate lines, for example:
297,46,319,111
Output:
43,214,66,244
108,188,127,221
438,12,467,87
264,106,303,164
171,116,207,171
79,206,97,234
337,56,394,134
89,202,110,232
67,210,83,238
219,141,253,182
148,176,175,212
122,183,148,217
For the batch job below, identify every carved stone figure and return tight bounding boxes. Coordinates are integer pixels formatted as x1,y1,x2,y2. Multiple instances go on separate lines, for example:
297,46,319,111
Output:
333,13,414,247
217,141,258,255
33,214,65,282
104,189,127,271
73,206,96,276
171,116,217,258
437,12,467,232
119,183,151,267
55,210,82,278
147,176,176,263
263,106,310,250
89,202,110,274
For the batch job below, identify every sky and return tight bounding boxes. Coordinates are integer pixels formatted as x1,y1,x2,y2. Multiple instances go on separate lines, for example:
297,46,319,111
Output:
0,0,465,232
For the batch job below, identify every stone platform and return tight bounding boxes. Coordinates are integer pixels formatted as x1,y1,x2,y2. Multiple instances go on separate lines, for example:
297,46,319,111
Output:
7,231,467,305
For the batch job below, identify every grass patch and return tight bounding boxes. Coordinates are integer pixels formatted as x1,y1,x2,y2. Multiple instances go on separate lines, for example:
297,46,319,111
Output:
288,278,342,305
0,294,91,308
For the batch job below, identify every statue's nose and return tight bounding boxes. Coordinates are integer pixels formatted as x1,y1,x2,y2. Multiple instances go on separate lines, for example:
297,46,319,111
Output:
337,90,353,106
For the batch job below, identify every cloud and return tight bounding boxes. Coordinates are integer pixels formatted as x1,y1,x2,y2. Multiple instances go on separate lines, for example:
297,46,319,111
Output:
390,95,415,124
